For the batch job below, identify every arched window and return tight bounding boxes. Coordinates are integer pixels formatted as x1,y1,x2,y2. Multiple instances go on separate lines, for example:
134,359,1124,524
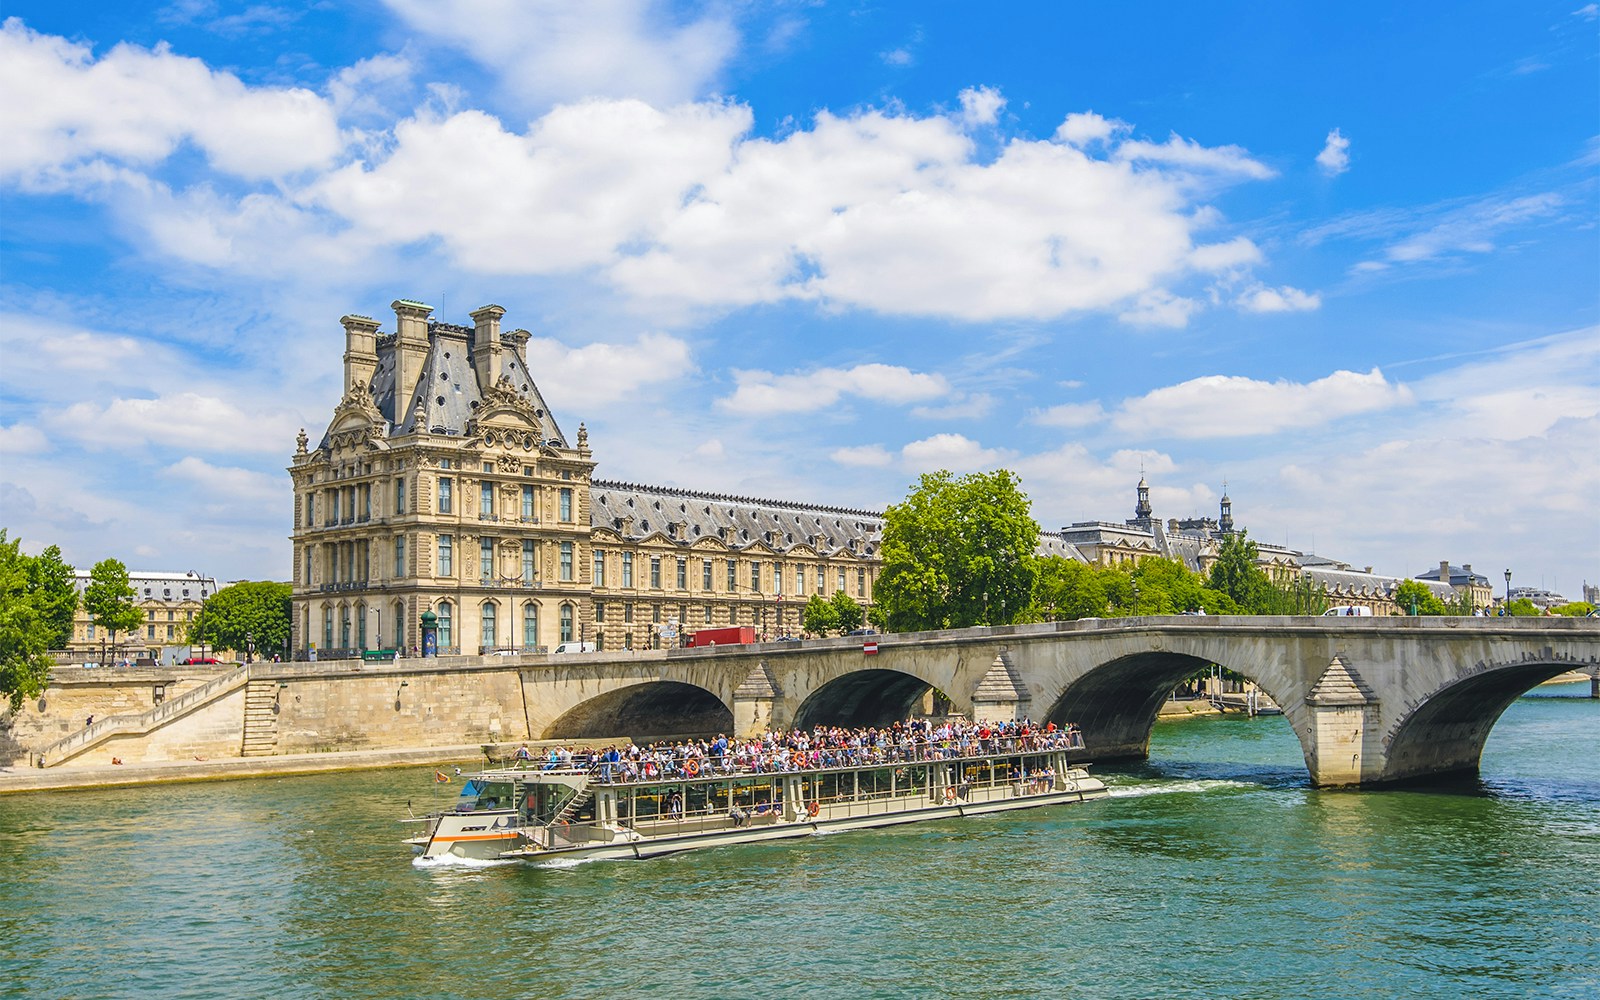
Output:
560,603,574,643
394,601,407,652
355,601,367,650
522,603,538,649
481,601,498,649
339,605,351,649
323,606,333,650
437,601,453,648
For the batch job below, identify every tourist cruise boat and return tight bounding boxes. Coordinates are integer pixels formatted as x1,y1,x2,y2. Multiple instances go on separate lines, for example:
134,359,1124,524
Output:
405,736,1108,863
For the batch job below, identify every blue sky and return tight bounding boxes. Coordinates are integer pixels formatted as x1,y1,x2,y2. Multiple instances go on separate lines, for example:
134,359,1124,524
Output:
1,1,1596,597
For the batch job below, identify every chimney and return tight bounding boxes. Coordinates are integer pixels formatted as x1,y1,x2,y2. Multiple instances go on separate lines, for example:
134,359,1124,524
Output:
1440,560,1450,583
471,304,506,394
340,314,381,393
392,299,434,417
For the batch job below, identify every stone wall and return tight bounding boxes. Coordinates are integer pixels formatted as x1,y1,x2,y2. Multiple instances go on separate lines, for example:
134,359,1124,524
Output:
0,667,226,767
272,663,530,753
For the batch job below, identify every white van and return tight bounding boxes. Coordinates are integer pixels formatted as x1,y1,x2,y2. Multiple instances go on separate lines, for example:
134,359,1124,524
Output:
553,642,596,654
1323,606,1373,617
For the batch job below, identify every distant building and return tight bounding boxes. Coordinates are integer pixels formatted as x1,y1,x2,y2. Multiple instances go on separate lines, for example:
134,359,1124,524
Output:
1415,562,1494,609
66,570,220,661
1510,586,1567,610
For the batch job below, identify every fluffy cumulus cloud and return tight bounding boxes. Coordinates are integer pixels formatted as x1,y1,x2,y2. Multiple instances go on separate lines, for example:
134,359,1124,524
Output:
43,392,304,453
160,456,281,503
0,18,342,184
381,0,738,107
1112,367,1413,439
521,332,694,407
899,433,1006,473
1,19,1303,327
1316,128,1350,175
720,363,949,416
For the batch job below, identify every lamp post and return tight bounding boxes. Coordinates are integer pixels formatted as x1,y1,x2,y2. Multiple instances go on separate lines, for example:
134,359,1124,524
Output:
1504,568,1512,614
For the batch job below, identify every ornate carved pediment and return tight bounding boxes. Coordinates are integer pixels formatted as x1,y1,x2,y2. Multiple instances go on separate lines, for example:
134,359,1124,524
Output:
326,381,387,450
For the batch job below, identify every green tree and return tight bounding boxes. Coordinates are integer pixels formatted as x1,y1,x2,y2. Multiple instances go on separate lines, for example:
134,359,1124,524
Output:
1551,602,1593,617
1393,579,1448,616
802,593,838,636
0,531,54,711
873,470,1039,632
26,545,77,649
1503,597,1542,617
830,591,865,633
187,581,292,661
1207,530,1272,612
1029,558,1109,620
83,558,142,661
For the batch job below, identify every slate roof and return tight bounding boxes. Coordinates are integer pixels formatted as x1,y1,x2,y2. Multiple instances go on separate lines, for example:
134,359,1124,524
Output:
73,570,218,603
590,481,884,556
361,323,567,444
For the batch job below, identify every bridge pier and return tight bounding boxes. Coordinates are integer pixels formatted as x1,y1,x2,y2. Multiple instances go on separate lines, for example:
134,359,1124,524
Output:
971,652,1031,724
732,661,780,738
1302,655,1385,786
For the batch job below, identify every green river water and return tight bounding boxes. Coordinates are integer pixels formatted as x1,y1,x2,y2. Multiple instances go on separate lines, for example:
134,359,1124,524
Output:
2,683,1596,1000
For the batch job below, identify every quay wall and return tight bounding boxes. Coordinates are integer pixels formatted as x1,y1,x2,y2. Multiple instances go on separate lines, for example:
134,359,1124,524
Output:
270,661,530,754
1,667,225,767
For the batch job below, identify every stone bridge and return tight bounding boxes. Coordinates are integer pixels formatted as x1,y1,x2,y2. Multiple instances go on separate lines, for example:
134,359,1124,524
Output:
520,615,1599,787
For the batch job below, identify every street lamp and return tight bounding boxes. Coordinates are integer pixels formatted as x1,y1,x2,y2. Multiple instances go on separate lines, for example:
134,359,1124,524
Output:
1504,568,1512,614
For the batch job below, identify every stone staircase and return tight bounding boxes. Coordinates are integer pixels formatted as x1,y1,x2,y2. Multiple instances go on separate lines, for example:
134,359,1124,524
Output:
240,680,282,757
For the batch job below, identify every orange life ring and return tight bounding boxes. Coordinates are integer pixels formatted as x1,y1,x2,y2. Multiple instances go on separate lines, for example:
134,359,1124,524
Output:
684,758,701,777
807,800,820,818
943,787,956,803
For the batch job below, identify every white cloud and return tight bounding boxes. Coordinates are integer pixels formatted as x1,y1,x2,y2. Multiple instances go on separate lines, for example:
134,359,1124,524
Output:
1384,194,1563,264
160,456,281,502
521,332,693,407
1113,134,1276,180
831,444,894,468
1112,367,1413,439
381,0,738,108
1119,289,1201,328
1030,401,1106,428
43,392,303,453
1054,111,1125,147
1576,4,1599,19
0,423,48,453
1237,284,1322,312
899,433,1006,473
720,363,949,416
958,86,1005,127
0,18,342,184
1316,128,1350,176
0,21,1290,329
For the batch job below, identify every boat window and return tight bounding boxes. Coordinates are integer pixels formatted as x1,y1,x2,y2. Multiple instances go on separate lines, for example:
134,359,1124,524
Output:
860,768,895,799
895,766,928,797
686,782,713,818
816,772,843,803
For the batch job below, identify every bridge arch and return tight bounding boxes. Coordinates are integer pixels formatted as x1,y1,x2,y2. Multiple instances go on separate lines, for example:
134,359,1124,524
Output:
1041,650,1307,767
791,668,934,730
1382,657,1580,784
542,681,732,742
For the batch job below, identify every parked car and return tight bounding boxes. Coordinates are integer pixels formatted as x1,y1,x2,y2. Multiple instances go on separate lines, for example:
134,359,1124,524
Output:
553,642,595,654
845,628,877,636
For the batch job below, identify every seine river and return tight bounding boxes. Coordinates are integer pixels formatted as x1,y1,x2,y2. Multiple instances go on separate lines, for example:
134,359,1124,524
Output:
3,683,1596,1000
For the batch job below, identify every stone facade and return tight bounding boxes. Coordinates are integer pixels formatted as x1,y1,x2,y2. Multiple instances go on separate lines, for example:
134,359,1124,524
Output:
64,571,220,663
288,300,882,658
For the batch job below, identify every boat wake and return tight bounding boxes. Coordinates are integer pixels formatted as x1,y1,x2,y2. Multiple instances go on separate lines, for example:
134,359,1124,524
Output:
1107,779,1253,799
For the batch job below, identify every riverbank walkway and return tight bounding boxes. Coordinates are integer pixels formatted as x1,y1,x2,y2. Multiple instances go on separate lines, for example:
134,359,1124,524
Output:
0,744,487,796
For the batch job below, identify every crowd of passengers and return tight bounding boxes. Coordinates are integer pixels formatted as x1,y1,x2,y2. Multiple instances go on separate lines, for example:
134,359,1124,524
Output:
511,718,1085,783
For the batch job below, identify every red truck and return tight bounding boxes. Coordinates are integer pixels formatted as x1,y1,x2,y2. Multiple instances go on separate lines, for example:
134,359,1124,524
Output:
685,626,756,648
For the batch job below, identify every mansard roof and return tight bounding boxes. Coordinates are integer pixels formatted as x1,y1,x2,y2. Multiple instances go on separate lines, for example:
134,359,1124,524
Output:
591,480,883,557
358,321,566,444
74,570,219,602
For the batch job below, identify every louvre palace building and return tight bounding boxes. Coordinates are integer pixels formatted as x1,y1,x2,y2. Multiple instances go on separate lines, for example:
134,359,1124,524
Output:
290,299,1482,658
289,300,885,658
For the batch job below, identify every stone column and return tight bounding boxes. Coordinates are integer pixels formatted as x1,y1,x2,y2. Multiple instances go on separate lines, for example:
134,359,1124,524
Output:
1304,654,1383,787
971,650,1031,724
732,660,779,737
